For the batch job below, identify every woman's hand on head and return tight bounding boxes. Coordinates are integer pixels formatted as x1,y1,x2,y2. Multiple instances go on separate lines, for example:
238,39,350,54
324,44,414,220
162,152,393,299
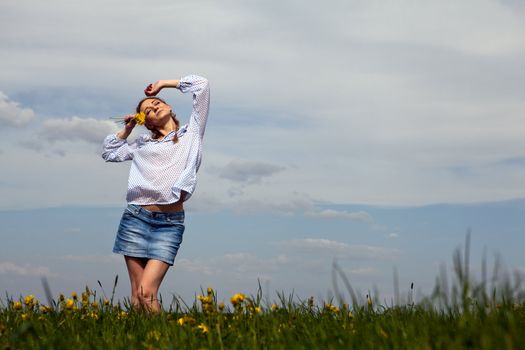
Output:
144,81,163,96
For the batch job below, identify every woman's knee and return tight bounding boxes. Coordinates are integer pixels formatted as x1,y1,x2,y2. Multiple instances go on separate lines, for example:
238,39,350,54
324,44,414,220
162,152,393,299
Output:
137,285,158,302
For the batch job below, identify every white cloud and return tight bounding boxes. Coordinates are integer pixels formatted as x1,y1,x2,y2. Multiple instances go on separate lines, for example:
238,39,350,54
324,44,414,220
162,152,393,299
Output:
335,0,525,56
219,160,285,184
305,209,372,222
1,0,525,209
0,92,35,127
230,198,315,215
0,261,56,277
278,239,401,260
174,253,289,277
59,255,121,264
39,117,118,144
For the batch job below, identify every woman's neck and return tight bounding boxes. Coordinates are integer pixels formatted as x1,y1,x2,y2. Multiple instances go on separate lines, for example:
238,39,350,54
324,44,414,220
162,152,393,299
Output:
152,119,178,139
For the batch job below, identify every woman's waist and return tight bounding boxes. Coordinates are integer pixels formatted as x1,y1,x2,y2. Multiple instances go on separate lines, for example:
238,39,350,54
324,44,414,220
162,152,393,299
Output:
140,201,183,213
128,194,186,213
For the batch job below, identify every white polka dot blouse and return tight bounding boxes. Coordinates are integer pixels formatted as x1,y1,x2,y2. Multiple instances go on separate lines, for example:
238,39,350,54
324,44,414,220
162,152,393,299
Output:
102,75,210,205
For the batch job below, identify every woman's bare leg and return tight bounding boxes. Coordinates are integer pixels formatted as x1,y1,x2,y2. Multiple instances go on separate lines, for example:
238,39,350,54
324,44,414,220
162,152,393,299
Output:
124,256,148,309
137,259,170,313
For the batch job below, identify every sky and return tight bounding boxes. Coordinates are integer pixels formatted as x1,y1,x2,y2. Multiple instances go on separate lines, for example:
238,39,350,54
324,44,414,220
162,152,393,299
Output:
0,0,524,306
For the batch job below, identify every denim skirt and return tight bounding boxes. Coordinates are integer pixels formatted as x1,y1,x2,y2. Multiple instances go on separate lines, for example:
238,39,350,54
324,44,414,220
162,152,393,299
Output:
113,204,185,266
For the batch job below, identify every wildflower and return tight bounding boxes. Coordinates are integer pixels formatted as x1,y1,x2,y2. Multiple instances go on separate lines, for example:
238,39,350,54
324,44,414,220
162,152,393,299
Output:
81,292,89,303
58,293,65,302
13,301,23,311
21,313,30,321
271,304,279,311
24,295,35,305
198,294,215,314
218,302,225,312
230,293,246,306
110,112,146,126
134,112,146,125
207,287,214,296
197,323,209,334
146,330,161,342
91,301,99,309
197,295,213,304
116,311,127,320
104,299,110,306
65,299,75,310
176,315,195,326
324,303,339,313
367,295,373,308
71,291,78,300
40,305,52,314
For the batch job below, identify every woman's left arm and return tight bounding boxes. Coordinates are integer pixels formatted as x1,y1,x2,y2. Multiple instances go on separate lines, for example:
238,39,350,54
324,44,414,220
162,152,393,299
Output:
145,76,210,138
177,75,210,138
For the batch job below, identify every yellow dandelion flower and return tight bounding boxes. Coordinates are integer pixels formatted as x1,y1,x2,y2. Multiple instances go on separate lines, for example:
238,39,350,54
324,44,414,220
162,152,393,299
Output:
71,291,78,300
230,293,246,306
24,294,38,309
218,302,225,312
197,323,209,334
13,301,23,310
271,304,279,311
24,295,35,306
40,305,52,314
324,303,339,313
81,292,89,302
207,287,214,296
104,299,110,306
176,315,195,326
91,301,99,309
58,293,65,302
134,112,146,125
65,299,75,310
117,311,127,320
197,295,213,304
21,313,30,321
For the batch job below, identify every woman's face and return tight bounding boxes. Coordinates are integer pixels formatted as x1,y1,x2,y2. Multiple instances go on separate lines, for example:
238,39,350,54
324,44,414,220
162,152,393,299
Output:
140,98,172,128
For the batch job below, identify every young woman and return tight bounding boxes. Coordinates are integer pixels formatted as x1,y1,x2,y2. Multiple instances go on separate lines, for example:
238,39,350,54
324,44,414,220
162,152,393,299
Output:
102,75,210,312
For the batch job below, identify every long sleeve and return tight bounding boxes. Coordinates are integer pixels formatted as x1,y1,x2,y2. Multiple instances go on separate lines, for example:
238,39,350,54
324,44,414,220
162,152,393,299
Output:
102,134,135,162
178,75,210,138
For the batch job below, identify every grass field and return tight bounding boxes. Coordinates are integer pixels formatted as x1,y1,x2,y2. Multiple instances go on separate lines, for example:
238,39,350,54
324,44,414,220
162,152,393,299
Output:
1,235,524,349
